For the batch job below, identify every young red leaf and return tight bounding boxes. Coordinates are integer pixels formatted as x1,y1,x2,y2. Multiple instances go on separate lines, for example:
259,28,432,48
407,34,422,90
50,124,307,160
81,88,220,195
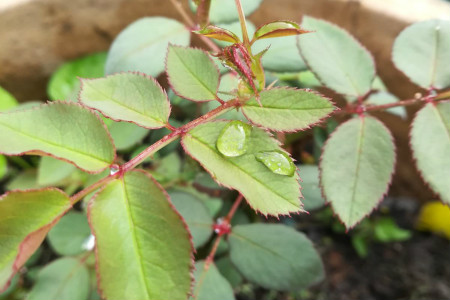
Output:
253,20,310,42
195,25,240,44
0,189,71,292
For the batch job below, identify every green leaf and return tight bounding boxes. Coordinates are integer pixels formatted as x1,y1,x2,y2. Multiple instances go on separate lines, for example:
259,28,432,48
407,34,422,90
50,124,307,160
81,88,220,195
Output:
47,211,91,256
229,224,324,290
320,116,396,228
189,0,262,23
6,170,39,191
192,261,235,300
392,20,450,89
169,190,214,248
410,102,450,204
0,87,18,111
182,121,302,216
253,21,309,41
80,73,170,129
373,217,412,242
215,256,243,288
88,170,193,300
0,155,7,180
253,35,308,72
166,46,220,102
204,73,246,121
0,189,71,291
242,88,335,131
107,121,149,151
26,257,90,300
298,16,375,97
298,165,325,211
37,157,76,186
366,92,407,119
0,102,115,173
47,52,107,101
105,17,190,77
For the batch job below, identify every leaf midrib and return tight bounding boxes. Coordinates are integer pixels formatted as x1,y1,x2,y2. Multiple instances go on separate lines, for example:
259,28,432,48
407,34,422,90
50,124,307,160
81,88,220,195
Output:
171,49,217,99
348,118,366,223
0,122,109,166
121,180,151,299
187,134,298,210
84,82,165,125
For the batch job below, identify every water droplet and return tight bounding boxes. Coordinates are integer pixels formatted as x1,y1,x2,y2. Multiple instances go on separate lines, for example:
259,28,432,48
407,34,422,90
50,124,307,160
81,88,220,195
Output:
110,164,120,175
82,234,96,251
255,150,296,176
216,121,252,157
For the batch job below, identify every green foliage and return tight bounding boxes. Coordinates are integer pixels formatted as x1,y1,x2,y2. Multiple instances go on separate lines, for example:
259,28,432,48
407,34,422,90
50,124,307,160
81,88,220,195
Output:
0,189,71,289
47,52,106,101
47,211,91,256
105,17,190,76
37,157,76,186
182,121,302,216
166,46,220,102
320,117,395,228
193,261,235,300
393,20,450,89
241,88,335,131
27,257,90,300
0,155,7,180
228,224,324,290
410,102,450,204
88,170,193,300
169,189,214,248
80,73,171,129
0,86,18,111
1,1,449,299
298,165,325,211
189,0,262,23
0,102,115,173
298,16,375,98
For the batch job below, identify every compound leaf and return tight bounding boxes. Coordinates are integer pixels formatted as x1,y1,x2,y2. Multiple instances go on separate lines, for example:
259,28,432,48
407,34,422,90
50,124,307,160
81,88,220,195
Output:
228,224,324,290
166,46,220,102
298,16,375,98
320,116,395,228
242,88,335,132
0,189,71,291
80,72,170,129
410,102,450,204
182,121,302,216
105,17,190,77
392,20,450,89
0,102,115,173
88,170,193,300
253,20,309,41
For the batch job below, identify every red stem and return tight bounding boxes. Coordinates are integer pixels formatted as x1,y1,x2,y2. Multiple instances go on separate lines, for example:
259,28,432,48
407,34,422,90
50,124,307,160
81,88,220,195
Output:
225,193,244,222
168,0,221,53
70,99,238,205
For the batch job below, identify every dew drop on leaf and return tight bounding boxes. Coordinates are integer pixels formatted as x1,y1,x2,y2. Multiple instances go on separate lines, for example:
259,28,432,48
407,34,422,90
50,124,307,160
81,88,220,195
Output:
110,164,120,175
255,150,296,176
216,120,252,157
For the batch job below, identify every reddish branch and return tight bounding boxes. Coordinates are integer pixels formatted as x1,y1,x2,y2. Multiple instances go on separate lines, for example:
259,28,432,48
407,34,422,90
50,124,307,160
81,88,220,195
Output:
168,0,221,53
70,99,239,204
